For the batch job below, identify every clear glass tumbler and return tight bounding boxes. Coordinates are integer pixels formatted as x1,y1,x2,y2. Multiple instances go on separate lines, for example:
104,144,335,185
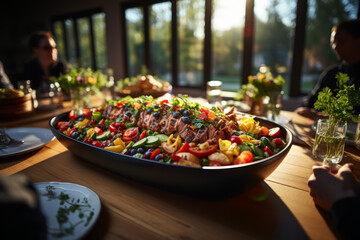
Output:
312,119,347,164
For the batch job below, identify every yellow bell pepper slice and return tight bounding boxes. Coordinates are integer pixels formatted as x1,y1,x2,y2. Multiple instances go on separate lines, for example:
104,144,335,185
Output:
104,145,125,153
74,118,89,129
113,138,125,149
86,128,95,138
167,134,182,152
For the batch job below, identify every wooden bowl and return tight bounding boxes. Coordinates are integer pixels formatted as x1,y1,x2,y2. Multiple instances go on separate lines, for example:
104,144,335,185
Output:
0,93,33,119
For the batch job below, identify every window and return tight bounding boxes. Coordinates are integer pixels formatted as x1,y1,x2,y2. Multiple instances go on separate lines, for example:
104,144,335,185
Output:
52,9,107,71
122,0,359,96
212,0,246,91
301,0,359,94
254,0,296,96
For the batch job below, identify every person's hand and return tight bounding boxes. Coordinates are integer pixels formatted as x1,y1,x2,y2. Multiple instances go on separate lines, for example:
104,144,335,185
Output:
308,164,358,211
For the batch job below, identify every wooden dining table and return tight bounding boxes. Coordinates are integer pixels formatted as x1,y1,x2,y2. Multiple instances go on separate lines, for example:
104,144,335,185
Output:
1,98,360,240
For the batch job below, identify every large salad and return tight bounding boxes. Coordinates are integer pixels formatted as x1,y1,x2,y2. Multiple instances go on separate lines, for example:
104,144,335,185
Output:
56,95,287,167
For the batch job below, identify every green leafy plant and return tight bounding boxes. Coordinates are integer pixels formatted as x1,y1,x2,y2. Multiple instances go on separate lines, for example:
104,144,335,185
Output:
314,72,360,124
236,66,285,100
50,67,108,93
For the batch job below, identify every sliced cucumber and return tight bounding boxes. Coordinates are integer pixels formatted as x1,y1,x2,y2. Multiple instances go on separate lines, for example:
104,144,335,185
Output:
155,134,169,143
144,136,160,148
96,130,111,140
132,138,148,148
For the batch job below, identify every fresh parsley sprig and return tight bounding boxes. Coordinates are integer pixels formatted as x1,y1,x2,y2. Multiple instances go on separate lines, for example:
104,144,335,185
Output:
314,72,360,124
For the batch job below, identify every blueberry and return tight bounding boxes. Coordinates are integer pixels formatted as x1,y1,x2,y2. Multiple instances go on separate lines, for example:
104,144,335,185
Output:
130,148,137,155
146,108,153,114
172,112,180,119
154,105,160,109
144,151,152,158
153,112,160,118
124,105,129,110
69,122,74,128
137,147,145,154
77,117,84,121
125,111,132,117
182,110,189,116
179,109,185,115
182,116,190,123
71,131,80,139
154,154,163,161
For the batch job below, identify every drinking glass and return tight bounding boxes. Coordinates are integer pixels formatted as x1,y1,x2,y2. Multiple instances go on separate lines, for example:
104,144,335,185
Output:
355,114,360,150
312,119,347,164
206,80,222,105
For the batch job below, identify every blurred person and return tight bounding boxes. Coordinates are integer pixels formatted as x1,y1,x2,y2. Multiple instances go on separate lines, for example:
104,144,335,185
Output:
23,30,68,93
308,163,360,239
0,60,14,89
0,174,47,239
295,19,360,119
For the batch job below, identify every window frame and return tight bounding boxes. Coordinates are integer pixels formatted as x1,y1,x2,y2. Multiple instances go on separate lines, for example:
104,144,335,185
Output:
121,0,360,97
51,8,104,70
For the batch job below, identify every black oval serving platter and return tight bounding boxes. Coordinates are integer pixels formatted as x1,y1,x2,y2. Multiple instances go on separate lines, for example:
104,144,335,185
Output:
49,111,293,198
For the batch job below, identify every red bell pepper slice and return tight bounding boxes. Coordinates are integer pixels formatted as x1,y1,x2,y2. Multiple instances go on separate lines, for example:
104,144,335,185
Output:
150,148,161,160
139,130,147,140
94,127,103,136
176,142,190,153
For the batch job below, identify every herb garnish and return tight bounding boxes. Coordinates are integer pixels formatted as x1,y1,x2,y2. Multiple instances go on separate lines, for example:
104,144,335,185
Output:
43,185,95,238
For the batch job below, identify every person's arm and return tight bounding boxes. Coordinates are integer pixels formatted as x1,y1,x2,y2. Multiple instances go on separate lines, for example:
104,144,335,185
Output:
308,164,360,239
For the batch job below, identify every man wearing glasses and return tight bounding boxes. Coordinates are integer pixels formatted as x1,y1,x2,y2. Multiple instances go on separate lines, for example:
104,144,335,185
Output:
23,31,68,94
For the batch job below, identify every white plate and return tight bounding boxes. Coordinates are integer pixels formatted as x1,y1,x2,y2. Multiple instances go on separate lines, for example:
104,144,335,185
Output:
0,127,55,158
34,182,101,240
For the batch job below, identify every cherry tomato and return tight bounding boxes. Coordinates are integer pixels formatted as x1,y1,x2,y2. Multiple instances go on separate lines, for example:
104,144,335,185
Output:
123,127,139,141
200,107,209,114
269,127,282,138
150,148,161,160
176,142,190,153
138,130,147,140
68,128,76,137
230,136,242,145
197,113,207,120
82,109,92,119
109,122,121,134
272,138,284,148
259,126,269,137
69,110,77,121
92,141,102,148
263,146,273,156
188,144,218,158
57,121,69,132
233,150,253,165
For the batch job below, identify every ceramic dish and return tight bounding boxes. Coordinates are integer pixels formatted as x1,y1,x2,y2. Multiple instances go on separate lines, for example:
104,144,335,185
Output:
49,111,293,197
0,127,54,158
34,182,101,240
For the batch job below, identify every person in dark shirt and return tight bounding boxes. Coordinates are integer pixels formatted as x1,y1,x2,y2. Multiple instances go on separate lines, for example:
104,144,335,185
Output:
23,31,68,94
295,19,360,118
308,164,360,239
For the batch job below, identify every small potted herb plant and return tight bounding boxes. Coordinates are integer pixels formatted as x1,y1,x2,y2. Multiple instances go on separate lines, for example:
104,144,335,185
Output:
312,72,360,164
236,65,285,119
